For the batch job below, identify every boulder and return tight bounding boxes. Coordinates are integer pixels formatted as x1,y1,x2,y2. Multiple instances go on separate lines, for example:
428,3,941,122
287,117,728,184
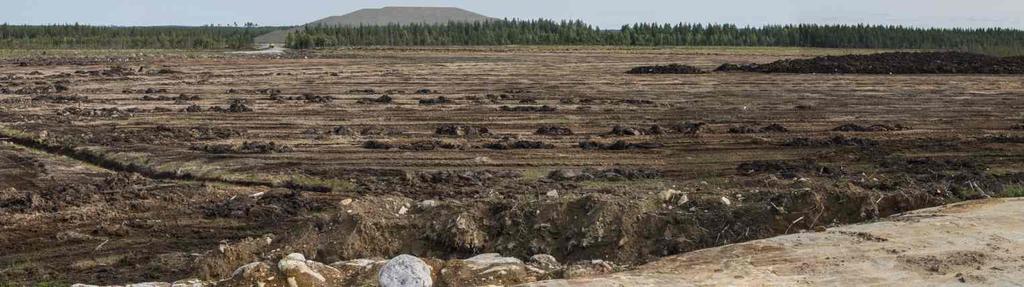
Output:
278,253,327,287
170,279,209,287
527,254,562,272
441,254,533,286
221,262,281,287
379,254,433,287
565,260,615,279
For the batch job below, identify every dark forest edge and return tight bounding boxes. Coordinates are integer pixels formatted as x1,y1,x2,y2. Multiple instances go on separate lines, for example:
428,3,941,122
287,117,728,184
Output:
285,19,1024,55
3,20,1024,56
0,24,281,49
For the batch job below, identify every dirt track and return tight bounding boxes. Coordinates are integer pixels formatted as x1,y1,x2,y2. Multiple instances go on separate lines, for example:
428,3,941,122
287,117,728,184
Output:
0,47,1022,285
528,198,1024,286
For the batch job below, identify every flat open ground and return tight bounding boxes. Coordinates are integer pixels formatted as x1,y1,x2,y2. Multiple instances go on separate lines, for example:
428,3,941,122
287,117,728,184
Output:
0,46,1022,285
530,198,1024,286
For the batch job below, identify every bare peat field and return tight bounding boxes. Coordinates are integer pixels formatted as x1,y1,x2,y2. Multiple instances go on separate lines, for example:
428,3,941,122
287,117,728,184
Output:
1,47,1022,285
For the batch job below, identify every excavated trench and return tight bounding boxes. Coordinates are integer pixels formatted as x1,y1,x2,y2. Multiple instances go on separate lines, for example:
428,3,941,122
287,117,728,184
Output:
0,127,1012,285
190,184,956,285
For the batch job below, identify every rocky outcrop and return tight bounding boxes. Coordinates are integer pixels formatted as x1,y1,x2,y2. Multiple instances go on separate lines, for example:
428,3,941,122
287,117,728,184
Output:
73,252,586,286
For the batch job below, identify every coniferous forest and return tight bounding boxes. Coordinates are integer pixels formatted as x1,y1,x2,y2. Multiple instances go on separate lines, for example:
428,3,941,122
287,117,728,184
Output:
3,20,1024,55
0,24,279,49
285,19,1024,55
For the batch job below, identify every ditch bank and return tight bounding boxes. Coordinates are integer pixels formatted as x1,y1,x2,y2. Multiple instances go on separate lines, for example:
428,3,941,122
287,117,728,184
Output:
3,127,1018,286
177,183,959,286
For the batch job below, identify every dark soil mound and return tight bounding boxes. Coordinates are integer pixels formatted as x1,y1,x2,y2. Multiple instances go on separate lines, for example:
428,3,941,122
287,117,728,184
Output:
737,160,839,179
210,100,253,113
300,93,334,103
716,52,1024,74
729,124,789,134
141,94,200,101
579,140,664,150
58,107,137,118
435,124,490,137
359,126,405,136
32,94,88,104
484,140,553,150
419,96,453,105
14,83,69,95
627,64,706,74
361,140,394,150
98,125,244,144
414,170,521,185
357,95,393,104
184,104,203,113
620,99,655,106
546,167,662,181
981,135,1024,144
155,68,182,74
761,123,789,133
330,126,355,136
670,122,707,135
192,141,293,154
833,123,906,132
607,125,668,136
398,140,466,151
535,126,574,136
782,135,879,148
500,105,557,112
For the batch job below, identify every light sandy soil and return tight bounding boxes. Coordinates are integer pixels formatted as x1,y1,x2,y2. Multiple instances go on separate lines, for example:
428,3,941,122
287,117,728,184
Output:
226,47,288,55
527,198,1024,286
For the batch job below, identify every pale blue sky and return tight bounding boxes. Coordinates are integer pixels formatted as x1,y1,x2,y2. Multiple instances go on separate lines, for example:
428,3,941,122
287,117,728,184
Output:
3,0,1023,29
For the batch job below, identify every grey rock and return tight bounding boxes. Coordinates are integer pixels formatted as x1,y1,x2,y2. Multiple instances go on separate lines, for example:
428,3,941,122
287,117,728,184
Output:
379,254,433,287
418,199,440,209
528,254,562,271
464,253,524,270
279,253,327,286
565,260,615,279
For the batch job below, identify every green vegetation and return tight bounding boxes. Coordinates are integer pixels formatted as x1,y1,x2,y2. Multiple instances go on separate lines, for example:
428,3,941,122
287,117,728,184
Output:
286,19,1024,55
4,20,1024,55
1006,185,1024,198
0,24,279,49
580,178,673,192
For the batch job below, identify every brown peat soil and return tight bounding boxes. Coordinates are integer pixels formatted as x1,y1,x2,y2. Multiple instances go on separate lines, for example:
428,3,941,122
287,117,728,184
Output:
0,46,1022,285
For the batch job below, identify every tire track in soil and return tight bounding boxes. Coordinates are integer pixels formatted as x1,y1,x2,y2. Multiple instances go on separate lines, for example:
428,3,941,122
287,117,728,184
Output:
0,127,332,193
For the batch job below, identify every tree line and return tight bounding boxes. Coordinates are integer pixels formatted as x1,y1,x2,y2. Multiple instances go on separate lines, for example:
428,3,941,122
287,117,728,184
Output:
3,21,1022,55
286,19,1024,55
0,24,279,49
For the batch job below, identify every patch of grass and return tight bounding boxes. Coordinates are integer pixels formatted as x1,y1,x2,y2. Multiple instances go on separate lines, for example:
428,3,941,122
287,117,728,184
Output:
580,178,671,192
0,258,69,287
695,176,734,188
36,283,70,287
0,126,36,139
1005,185,1024,198
283,175,356,193
2,283,70,287
519,168,550,182
105,151,156,167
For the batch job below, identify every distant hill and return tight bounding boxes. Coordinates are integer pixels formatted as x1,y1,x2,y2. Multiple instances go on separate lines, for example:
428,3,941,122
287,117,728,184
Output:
255,6,494,44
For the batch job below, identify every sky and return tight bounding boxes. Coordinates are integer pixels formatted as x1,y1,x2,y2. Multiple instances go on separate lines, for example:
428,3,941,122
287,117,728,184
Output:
3,0,1024,29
